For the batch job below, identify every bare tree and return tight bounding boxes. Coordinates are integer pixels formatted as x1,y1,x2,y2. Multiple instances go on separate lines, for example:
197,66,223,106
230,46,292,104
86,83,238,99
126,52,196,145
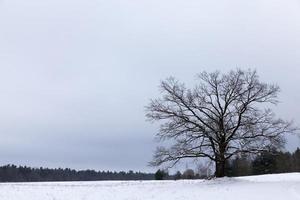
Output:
146,69,296,177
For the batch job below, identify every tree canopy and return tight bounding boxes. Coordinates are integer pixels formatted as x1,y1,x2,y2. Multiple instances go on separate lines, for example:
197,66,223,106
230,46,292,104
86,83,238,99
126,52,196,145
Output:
146,69,297,177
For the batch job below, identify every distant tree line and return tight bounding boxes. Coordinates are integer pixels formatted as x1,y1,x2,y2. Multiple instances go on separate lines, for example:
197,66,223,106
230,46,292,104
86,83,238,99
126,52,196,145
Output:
1,148,299,182
154,168,209,180
155,148,300,180
226,148,300,177
0,165,154,182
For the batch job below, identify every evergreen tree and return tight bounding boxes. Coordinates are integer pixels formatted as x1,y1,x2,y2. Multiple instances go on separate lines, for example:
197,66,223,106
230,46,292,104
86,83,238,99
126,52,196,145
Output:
154,169,167,180
252,151,277,175
292,148,300,171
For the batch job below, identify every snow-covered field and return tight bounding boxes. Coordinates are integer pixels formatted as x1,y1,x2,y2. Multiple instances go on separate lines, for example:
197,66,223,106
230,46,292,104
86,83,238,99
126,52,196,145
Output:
0,173,299,200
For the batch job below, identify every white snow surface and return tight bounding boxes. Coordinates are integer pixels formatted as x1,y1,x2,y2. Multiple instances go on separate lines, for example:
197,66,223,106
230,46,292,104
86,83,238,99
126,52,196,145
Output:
0,173,300,200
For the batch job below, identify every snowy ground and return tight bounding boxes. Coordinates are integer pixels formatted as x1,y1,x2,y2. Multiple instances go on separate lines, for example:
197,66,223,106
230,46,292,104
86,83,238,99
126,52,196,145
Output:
0,173,299,200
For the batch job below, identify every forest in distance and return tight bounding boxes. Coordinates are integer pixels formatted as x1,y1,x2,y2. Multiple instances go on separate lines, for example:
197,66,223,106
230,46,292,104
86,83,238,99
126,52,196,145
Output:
0,148,299,182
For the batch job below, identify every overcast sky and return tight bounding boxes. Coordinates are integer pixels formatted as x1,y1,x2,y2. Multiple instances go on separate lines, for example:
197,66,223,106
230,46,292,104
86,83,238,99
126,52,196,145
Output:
0,0,299,172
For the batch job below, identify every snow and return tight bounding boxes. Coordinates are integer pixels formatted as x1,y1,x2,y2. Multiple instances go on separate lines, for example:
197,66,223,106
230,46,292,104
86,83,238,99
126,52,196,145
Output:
0,173,299,200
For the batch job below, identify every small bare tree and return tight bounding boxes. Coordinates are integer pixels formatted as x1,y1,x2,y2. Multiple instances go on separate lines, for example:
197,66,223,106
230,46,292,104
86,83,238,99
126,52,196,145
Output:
146,69,296,177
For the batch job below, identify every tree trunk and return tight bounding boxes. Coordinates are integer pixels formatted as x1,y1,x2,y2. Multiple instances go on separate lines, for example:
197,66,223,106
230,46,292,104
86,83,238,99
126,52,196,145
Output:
215,146,226,177
215,160,226,177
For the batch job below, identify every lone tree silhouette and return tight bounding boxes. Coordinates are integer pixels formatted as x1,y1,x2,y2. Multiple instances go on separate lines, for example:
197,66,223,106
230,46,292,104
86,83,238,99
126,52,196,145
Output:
146,69,296,177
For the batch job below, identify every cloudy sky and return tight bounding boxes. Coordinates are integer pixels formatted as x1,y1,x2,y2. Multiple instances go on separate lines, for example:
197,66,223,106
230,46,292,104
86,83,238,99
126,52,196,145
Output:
0,0,299,172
